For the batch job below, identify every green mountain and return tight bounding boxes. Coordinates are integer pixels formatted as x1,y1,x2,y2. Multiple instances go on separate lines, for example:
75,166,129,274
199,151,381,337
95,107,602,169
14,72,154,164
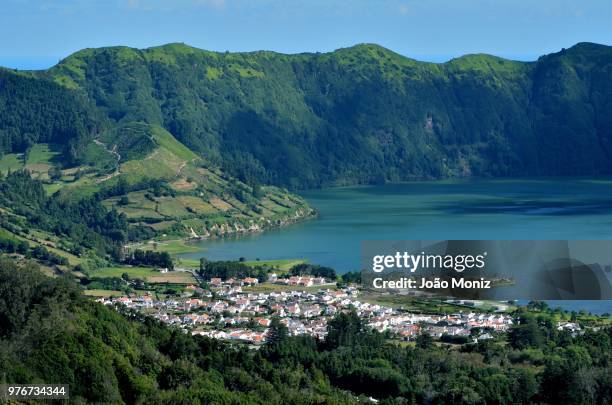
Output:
0,63,313,249
3,41,598,188
2,42,611,189
1,41,610,251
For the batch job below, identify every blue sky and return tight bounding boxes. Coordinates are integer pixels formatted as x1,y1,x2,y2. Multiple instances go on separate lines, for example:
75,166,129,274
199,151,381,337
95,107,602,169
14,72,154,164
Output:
1,0,611,69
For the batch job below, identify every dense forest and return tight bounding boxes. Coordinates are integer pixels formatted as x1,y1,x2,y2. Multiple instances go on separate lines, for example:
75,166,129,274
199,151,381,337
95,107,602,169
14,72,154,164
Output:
0,258,610,404
2,41,598,188
0,69,104,164
126,249,174,270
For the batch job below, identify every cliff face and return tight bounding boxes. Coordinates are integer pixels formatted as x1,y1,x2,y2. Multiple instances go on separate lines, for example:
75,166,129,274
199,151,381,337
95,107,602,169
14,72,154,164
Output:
198,206,316,239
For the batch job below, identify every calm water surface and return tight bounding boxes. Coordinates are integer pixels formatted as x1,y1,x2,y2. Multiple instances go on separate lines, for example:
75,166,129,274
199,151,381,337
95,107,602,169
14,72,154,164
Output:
181,179,612,314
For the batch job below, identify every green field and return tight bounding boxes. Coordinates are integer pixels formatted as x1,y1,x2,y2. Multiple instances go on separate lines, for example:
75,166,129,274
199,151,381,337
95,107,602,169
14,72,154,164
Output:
81,141,116,170
136,239,202,255
151,125,197,161
93,266,157,278
174,257,200,268
0,153,23,173
0,224,81,267
43,182,64,195
25,143,61,177
46,245,83,266
26,143,60,166
83,289,124,297
174,257,307,272
92,266,195,284
244,258,307,272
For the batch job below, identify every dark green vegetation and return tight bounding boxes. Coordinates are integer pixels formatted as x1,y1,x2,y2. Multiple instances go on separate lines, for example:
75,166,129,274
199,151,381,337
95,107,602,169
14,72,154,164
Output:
126,249,173,270
0,170,127,258
199,258,268,283
198,260,338,282
290,263,337,279
1,259,610,404
0,68,104,164
2,42,610,188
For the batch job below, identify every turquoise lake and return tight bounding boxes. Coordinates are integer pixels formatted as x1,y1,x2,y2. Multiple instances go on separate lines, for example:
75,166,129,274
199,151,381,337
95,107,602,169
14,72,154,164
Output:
180,179,612,314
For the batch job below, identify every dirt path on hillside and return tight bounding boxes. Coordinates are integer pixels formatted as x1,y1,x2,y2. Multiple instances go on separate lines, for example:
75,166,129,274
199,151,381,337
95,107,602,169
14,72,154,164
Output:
94,139,122,183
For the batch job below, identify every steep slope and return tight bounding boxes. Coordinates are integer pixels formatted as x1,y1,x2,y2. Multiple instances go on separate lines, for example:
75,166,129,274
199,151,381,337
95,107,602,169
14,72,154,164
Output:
102,123,312,239
39,42,612,188
0,68,105,163
0,170,128,274
0,65,314,244
528,43,612,175
10,122,312,242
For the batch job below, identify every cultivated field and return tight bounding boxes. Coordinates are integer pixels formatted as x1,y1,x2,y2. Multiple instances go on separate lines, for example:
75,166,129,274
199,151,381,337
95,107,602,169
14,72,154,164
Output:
92,266,196,284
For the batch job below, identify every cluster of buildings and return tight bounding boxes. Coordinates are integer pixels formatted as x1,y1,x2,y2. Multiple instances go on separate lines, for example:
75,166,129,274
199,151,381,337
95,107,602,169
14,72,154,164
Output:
97,283,516,345
208,274,331,288
281,276,329,287
373,312,513,340
209,277,260,287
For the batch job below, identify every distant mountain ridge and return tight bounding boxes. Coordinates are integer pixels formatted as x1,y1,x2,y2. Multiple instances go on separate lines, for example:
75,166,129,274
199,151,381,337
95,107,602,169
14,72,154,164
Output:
1,42,611,188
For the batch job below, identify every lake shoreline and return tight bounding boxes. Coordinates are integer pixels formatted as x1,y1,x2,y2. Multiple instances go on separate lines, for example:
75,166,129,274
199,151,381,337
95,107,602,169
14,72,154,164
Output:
177,179,612,314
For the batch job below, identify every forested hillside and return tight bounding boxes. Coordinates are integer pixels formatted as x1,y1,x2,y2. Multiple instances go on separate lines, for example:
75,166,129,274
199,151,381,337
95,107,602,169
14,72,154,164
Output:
0,74,313,244
0,68,105,164
15,41,607,188
0,170,127,258
0,259,610,403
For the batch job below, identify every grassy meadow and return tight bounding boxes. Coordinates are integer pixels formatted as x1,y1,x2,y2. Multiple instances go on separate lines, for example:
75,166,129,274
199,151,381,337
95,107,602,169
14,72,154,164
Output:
92,266,196,284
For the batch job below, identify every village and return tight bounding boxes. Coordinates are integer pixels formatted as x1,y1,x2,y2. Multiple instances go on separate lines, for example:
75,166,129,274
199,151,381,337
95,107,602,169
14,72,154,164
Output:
95,274,525,345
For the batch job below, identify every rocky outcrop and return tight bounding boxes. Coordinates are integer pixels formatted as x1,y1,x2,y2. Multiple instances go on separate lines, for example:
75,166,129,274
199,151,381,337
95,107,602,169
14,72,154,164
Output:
188,207,316,240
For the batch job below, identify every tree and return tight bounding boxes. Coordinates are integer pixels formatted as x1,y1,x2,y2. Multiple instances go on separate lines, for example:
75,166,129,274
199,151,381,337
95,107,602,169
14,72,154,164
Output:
326,310,363,349
251,182,263,199
508,316,544,349
266,316,288,347
17,240,29,255
126,249,173,270
290,263,336,279
416,332,433,349
527,300,549,312
341,271,361,284
49,166,62,181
